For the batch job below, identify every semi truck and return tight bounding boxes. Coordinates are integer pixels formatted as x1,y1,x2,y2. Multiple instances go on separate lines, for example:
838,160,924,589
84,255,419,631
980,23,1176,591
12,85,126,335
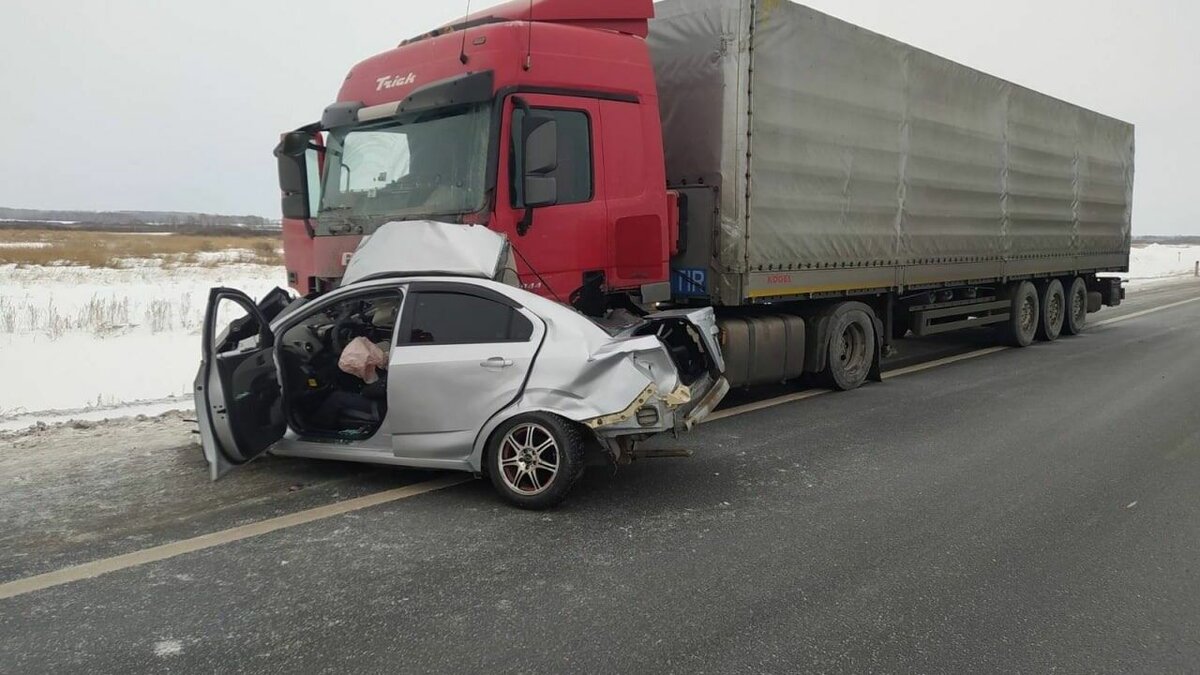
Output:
274,0,1134,392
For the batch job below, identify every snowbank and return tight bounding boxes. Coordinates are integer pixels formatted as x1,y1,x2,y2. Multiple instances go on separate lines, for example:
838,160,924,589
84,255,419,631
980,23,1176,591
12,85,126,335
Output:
1123,244,1200,285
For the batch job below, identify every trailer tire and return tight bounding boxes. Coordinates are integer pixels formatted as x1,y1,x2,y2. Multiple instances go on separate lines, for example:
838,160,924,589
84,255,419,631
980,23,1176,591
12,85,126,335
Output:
823,303,876,391
1003,281,1040,348
1063,277,1088,336
1037,279,1065,342
486,412,586,510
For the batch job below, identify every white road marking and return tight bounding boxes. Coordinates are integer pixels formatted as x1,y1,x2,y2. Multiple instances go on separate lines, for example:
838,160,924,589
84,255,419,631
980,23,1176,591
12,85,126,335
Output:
1093,295,1200,327
707,291,1200,422
0,475,469,600
705,389,832,422
881,346,1010,380
3,291,1196,601
704,346,1012,423
153,640,184,658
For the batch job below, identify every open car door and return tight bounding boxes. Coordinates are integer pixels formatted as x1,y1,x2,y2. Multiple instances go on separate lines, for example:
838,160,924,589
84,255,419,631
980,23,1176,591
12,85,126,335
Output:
196,288,286,480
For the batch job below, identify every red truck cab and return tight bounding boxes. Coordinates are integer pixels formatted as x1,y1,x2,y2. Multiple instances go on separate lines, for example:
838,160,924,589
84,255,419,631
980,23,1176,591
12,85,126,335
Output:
279,0,671,308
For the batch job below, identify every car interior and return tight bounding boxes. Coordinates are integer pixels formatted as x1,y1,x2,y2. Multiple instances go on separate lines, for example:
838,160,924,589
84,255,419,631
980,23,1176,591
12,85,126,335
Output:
277,290,403,440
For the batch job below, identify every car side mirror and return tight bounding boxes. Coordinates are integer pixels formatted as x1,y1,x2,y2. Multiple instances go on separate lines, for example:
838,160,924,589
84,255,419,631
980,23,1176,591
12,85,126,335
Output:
521,117,558,209
275,131,318,220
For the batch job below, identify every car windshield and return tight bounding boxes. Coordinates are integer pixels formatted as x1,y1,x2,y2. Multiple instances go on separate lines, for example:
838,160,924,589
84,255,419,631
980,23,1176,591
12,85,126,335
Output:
317,104,490,226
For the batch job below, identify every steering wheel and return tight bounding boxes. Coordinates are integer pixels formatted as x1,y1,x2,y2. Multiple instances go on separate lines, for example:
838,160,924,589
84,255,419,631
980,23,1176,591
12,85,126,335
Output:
331,313,366,354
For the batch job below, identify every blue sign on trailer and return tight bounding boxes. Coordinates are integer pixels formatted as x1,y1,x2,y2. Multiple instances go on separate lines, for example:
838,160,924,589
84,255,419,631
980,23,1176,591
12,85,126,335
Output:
672,268,707,297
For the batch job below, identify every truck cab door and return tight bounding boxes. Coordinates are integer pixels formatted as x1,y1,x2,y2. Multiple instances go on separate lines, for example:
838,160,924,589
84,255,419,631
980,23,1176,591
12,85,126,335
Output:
498,94,607,299
196,288,286,480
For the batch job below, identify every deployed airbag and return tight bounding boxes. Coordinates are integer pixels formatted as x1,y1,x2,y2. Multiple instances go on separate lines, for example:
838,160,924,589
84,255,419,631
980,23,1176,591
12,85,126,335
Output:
338,337,386,383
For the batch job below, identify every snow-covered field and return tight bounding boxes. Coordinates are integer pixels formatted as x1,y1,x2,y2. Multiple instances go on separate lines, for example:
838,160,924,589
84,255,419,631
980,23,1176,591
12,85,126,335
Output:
0,262,283,430
1122,244,1200,285
1,243,1197,432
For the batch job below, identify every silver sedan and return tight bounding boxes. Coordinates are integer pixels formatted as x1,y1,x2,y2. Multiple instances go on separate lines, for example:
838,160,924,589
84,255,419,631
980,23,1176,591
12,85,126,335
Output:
196,223,728,508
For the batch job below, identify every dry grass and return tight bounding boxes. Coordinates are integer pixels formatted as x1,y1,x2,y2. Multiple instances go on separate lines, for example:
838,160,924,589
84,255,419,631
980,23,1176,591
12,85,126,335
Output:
0,228,282,267
0,291,204,337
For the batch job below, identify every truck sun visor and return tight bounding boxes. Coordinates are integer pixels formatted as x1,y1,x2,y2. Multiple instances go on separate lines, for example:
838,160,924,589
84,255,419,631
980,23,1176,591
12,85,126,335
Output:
320,71,495,129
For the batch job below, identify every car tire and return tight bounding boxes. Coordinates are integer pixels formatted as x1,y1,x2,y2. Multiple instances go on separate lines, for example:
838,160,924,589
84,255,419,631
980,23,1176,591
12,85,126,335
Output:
486,412,586,510
1003,281,1040,348
1062,276,1088,336
823,302,877,391
1036,279,1065,342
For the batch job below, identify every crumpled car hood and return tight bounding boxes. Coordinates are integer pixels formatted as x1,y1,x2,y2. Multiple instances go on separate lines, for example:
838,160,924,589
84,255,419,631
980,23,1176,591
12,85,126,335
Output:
343,221,518,286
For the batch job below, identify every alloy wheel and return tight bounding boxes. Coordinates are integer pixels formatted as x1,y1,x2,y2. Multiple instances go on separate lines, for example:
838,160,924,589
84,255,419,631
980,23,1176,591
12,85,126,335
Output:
498,423,560,496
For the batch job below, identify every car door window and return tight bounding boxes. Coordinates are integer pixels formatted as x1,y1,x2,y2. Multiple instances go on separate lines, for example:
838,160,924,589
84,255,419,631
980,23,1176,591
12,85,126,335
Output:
510,108,593,207
400,291,533,345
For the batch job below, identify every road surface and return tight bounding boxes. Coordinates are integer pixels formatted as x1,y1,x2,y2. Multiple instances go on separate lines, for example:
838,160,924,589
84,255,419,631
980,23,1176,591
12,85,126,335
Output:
2,279,1199,672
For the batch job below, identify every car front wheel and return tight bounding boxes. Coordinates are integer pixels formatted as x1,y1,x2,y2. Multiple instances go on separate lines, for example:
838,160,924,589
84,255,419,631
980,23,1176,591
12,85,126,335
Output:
486,412,586,509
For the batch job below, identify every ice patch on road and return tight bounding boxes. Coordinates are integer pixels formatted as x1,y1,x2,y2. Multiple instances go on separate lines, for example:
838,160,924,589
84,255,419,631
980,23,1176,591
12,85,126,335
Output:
153,639,183,657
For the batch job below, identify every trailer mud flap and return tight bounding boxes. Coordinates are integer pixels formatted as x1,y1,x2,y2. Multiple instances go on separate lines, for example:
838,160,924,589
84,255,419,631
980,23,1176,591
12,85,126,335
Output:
868,312,884,383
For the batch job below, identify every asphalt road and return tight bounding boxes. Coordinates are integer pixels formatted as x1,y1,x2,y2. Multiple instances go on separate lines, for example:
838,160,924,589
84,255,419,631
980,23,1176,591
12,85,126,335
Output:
3,280,1199,673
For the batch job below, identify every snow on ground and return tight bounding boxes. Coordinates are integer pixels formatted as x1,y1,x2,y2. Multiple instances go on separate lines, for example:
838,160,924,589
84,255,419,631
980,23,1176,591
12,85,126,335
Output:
0,262,284,429
1122,244,1200,285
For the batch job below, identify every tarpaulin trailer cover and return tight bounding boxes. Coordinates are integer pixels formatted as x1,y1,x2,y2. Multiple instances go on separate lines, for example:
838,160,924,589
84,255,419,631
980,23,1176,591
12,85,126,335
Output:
649,0,1134,305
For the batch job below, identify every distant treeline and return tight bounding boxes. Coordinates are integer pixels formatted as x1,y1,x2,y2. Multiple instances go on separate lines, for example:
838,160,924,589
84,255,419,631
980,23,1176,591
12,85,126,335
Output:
0,207,279,235
1134,235,1200,246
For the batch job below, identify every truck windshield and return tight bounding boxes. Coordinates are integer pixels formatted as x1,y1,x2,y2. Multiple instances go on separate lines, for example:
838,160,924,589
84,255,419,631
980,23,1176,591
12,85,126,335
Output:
317,104,490,227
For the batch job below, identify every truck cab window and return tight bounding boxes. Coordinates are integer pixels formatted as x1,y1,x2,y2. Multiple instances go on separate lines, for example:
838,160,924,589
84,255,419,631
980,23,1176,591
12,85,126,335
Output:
316,104,491,226
401,291,533,345
511,108,593,207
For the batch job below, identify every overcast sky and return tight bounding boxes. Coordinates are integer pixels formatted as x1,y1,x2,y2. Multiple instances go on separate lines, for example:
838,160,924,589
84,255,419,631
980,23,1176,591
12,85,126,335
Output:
1,0,1195,234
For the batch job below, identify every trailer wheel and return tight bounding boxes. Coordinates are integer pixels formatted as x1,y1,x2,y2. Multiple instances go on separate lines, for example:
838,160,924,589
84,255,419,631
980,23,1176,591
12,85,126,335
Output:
1003,281,1040,347
1062,277,1088,336
1037,279,1065,342
486,412,586,510
824,303,876,391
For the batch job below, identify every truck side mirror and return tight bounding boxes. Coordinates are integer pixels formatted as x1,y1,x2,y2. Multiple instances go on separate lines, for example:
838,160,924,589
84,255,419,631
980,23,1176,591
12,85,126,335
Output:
521,116,558,209
274,131,319,220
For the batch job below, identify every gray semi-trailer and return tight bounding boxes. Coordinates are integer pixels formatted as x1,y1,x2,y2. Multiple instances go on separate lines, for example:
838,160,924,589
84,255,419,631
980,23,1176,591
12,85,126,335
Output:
650,0,1134,389
275,0,1134,394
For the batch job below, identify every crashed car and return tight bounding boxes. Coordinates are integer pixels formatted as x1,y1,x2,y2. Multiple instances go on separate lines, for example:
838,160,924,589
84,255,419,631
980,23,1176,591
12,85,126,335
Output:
196,222,728,508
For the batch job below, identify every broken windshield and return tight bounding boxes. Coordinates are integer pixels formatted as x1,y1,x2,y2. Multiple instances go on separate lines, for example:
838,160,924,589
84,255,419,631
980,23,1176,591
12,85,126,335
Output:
317,104,490,231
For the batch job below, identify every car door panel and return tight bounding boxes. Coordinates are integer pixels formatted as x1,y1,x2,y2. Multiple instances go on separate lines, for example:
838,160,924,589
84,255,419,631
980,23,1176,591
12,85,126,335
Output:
387,287,543,461
197,288,285,480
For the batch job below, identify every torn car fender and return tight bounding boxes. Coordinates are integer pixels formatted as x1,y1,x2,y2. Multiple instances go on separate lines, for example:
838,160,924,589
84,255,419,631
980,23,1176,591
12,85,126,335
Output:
466,344,679,471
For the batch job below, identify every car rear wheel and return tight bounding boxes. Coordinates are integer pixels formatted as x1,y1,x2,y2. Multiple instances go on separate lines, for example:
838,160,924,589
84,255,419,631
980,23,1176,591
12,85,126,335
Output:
487,412,585,510
1037,279,1065,342
1063,276,1088,336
